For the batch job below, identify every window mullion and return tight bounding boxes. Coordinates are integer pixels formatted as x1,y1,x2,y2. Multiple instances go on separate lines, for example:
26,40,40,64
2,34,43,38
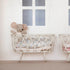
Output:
22,7,32,9
33,0,35,26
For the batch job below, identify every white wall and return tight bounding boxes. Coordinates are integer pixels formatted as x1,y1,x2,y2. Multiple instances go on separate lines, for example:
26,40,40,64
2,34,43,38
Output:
0,0,70,60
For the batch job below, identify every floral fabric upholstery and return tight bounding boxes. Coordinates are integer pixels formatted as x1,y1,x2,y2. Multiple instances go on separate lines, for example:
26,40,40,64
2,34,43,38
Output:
11,33,55,53
59,34,70,53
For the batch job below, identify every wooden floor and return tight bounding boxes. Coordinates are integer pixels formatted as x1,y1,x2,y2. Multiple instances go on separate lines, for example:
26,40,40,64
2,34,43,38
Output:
0,61,70,70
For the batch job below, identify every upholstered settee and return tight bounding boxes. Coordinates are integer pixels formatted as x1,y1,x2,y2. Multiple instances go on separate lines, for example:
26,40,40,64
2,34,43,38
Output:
59,34,70,61
11,33,56,61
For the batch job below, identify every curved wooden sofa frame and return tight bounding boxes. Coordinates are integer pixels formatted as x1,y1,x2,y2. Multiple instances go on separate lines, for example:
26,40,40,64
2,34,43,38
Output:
59,34,70,61
11,32,56,61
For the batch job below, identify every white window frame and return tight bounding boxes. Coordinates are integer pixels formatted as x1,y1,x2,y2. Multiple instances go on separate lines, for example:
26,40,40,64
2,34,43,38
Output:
68,0,70,25
20,0,49,34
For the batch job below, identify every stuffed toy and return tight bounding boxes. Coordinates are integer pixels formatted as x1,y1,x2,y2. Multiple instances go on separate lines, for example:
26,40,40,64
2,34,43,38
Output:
11,22,28,42
11,22,28,35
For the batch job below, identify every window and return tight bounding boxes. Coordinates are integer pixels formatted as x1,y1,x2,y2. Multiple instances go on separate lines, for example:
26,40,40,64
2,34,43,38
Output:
23,10,32,26
22,0,32,6
35,10,45,26
22,0,46,26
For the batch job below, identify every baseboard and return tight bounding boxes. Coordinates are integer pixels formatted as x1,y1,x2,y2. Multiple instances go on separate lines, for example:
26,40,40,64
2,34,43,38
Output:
0,60,69,64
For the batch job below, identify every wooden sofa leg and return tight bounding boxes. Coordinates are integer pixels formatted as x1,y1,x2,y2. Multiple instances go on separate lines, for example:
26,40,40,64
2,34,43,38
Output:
67,54,70,62
19,52,23,63
43,52,47,62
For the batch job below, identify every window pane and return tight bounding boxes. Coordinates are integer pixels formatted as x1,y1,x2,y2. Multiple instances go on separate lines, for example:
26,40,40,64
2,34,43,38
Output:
69,0,70,6
35,10,45,26
22,0,32,6
23,10,32,26
35,0,45,6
